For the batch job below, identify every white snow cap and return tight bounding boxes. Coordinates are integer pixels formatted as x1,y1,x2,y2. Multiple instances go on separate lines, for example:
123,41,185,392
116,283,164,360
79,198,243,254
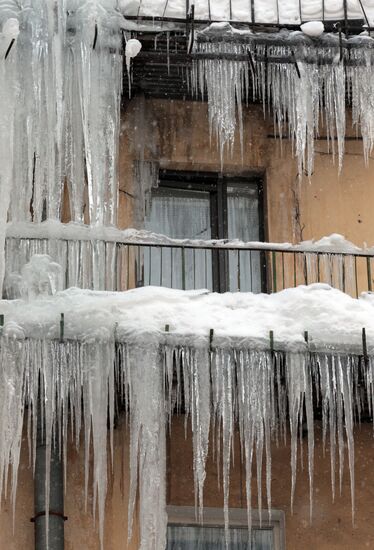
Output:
300,21,325,38
125,38,142,71
2,18,19,40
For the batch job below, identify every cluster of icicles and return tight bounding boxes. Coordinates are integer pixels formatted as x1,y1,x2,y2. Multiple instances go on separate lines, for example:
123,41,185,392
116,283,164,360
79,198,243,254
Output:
0,1,123,288
0,335,372,548
191,39,374,175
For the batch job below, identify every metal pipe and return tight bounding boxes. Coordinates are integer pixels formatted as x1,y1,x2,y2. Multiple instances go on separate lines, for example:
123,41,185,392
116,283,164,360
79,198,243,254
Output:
33,410,65,550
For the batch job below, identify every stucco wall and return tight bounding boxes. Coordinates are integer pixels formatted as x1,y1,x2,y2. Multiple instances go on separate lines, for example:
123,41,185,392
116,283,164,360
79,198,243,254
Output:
120,97,374,248
3,97,374,549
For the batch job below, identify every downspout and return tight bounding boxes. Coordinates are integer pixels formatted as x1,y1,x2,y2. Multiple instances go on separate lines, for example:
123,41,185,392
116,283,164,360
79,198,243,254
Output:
32,410,66,550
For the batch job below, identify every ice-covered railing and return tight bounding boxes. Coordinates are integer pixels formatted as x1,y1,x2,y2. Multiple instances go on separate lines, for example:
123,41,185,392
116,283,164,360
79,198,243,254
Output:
4,222,374,296
3,281,374,547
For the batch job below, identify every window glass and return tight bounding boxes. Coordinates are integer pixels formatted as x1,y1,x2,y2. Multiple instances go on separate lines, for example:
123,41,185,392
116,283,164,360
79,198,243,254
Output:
167,524,274,549
144,188,212,289
227,183,262,292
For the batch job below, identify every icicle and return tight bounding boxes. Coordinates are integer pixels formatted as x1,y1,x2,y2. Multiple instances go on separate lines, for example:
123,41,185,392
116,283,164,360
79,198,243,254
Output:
126,343,167,550
189,348,210,522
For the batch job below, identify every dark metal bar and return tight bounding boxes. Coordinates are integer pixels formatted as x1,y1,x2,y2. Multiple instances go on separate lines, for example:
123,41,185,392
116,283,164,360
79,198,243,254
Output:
343,0,349,36
357,0,370,29
362,327,369,367
93,24,98,50
272,251,277,292
182,248,186,290
367,257,372,292
250,0,255,24
304,254,308,285
59,314,64,343
355,256,359,298
5,39,15,60
237,250,241,291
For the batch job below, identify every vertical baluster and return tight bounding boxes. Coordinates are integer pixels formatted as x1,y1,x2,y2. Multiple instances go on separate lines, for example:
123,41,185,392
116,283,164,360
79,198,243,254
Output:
160,247,163,286
293,253,297,287
127,245,130,290
193,248,196,289
182,247,186,290
237,249,241,292
272,251,277,293
304,254,308,285
282,252,285,290
171,248,174,288
205,249,208,289
355,256,359,298
367,257,372,292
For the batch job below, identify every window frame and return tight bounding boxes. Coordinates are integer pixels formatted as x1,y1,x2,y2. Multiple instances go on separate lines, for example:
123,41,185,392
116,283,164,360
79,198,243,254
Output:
166,505,286,550
157,169,267,293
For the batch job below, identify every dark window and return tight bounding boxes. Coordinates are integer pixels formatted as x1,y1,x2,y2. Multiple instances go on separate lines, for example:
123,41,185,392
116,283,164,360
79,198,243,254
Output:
144,170,266,292
166,507,285,550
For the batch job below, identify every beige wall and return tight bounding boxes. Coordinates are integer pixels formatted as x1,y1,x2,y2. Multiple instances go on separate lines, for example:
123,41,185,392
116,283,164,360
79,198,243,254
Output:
120,97,374,249
169,419,374,550
0,422,139,550
3,419,374,550
4,97,374,549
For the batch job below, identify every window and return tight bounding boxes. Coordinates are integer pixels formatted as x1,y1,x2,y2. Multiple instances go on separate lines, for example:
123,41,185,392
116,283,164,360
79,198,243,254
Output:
144,170,266,292
166,506,285,550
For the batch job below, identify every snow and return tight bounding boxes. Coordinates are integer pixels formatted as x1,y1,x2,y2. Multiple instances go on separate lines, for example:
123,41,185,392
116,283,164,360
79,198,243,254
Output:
5,221,366,254
301,21,325,38
2,282,374,352
120,0,374,26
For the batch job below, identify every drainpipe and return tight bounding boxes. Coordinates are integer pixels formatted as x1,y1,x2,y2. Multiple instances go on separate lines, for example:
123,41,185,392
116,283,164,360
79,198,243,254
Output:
33,414,66,550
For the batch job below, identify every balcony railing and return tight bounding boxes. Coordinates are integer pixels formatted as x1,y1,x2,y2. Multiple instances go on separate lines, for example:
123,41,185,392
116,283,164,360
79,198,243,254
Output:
4,233,374,298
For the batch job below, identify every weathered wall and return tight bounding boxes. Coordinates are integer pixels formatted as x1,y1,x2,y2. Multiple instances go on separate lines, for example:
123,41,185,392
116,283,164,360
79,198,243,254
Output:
3,97,374,549
119,97,374,250
169,419,374,550
3,420,374,549
0,422,139,550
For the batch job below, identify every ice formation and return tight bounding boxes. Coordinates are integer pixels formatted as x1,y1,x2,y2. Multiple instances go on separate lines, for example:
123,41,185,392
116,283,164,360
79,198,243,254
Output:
191,34,350,173
0,0,124,289
0,283,373,547
0,312,372,547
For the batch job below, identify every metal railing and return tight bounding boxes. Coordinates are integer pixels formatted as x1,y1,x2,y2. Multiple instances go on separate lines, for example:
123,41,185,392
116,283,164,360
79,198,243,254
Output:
4,236,374,297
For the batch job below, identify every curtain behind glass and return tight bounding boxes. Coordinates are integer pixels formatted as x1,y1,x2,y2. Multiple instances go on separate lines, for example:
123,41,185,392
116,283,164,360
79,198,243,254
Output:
167,525,274,550
144,188,212,290
227,184,261,292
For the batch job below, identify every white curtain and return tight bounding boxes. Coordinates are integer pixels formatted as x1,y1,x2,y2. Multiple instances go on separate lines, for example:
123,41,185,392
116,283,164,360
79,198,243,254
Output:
167,525,274,549
227,184,261,292
144,189,212,290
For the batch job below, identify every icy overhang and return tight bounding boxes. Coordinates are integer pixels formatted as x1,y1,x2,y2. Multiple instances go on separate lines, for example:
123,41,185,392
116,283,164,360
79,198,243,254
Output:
2,284,374,354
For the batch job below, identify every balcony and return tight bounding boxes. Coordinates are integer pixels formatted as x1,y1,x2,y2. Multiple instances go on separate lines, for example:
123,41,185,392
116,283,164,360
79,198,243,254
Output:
4,224,373,297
